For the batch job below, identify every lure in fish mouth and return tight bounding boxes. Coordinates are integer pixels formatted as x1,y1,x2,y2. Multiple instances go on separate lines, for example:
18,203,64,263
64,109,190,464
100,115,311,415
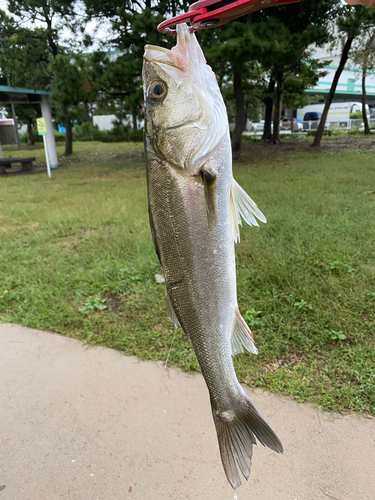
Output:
143,23,283,490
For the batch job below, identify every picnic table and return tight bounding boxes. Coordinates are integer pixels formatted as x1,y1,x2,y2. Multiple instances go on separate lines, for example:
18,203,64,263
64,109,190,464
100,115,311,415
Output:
0,156,36,174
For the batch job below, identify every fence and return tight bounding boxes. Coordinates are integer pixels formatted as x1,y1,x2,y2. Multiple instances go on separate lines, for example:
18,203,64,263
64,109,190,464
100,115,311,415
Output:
302,118,375,131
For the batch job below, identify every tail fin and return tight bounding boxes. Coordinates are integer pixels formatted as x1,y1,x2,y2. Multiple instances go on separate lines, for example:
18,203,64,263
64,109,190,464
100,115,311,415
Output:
212,394,283,489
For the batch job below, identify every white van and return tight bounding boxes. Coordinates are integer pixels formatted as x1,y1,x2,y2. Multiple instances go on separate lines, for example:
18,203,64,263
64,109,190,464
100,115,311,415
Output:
297,102,370,129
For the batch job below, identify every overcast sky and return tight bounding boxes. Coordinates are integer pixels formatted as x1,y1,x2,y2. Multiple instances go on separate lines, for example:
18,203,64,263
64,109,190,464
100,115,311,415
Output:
1,1,112,51
1,0,355,52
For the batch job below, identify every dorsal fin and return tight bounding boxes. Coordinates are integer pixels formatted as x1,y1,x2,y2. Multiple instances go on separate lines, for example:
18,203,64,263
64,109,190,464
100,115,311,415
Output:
230,308,258,356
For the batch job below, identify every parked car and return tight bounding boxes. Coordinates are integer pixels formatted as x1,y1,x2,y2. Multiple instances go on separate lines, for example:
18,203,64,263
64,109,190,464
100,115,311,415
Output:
280,117,301,132
303,111,322,130
254,120,273,133
245,119,254,132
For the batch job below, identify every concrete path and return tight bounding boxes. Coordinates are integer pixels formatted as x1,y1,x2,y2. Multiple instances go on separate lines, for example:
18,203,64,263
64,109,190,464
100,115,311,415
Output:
1,323,374,500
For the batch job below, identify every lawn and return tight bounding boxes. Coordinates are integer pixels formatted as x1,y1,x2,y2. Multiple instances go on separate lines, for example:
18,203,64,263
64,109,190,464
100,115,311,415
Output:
0,139,374,415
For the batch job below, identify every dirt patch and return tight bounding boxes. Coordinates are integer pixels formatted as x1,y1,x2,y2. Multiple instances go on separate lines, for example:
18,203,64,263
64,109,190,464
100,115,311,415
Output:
239,140,318,163
111,152,144,162
238,135,375,164
18,144,44,151
103,292,124,313
264,352,305,373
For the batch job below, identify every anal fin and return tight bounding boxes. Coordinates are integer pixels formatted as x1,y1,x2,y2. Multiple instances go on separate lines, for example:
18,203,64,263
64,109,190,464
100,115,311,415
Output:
231,308,258,356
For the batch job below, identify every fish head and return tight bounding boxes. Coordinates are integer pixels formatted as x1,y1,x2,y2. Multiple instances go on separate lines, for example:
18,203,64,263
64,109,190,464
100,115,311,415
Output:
143,24,228,171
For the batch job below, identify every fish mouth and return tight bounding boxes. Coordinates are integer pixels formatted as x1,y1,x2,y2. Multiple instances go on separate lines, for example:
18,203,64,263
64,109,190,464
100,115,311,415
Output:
144,44,172,62
144,43,187,84
144,44,186,71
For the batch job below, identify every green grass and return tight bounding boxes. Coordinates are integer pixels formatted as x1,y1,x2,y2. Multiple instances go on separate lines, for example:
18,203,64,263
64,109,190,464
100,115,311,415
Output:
1,140,374,415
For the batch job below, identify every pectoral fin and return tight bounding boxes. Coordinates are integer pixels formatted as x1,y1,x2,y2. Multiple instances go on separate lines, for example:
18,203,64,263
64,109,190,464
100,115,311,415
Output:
231,308,258,356
149,203,163,268
201,167,217,229
229,179,266,243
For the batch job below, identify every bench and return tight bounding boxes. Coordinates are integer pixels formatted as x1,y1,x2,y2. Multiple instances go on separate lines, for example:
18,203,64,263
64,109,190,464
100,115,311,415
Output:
0,156,36,174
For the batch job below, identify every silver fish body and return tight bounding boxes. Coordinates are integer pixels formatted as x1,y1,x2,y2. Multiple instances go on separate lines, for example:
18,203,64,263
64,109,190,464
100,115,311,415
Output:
143,24,282,489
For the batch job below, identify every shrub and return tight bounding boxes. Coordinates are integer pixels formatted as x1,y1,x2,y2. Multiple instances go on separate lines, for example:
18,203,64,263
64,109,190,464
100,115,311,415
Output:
98,128,144,143
54,133,65,142
73,122,103,141
307,129,333,137
19,127,43,144
55,122,144,143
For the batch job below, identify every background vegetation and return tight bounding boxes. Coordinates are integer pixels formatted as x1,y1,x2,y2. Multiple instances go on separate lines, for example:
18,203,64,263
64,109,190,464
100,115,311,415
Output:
2,1,375,155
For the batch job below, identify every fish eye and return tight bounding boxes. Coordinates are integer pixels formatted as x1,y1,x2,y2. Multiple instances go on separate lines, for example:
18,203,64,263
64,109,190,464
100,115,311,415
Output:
149,81,167,102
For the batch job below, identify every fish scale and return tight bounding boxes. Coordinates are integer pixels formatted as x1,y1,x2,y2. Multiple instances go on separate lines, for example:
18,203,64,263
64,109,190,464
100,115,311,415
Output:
143,23,282,490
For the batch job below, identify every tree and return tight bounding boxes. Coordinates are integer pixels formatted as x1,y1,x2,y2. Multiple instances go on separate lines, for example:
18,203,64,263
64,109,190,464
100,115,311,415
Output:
10,105,39,145
83,0,183,130
7,0,90,155
0,24,52,89
254,0,341,144
7,0,80,57
50,53,100,154
282,62,327,131
350,26,375,134
200,1,340,155
199,18,262,158
312,5,375,146
261,73,276,140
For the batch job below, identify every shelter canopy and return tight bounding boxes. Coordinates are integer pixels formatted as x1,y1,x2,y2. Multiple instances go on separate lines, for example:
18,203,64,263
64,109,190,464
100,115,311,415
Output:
0,85,51,104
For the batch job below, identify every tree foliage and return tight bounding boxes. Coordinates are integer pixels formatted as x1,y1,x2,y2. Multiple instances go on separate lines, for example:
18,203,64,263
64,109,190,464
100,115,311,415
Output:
2,0,94,155
198,1,340,153
312,4,375,147
2,1,373,157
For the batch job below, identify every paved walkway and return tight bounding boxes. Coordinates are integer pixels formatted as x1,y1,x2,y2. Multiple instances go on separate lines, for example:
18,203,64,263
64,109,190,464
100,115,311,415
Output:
1,323,374,500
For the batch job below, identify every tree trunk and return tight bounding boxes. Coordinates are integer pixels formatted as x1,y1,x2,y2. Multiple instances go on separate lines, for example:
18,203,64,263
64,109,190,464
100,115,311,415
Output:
84,99,91,123
361,30,375,135
65,119,73,155
6,76,21,150
232,67,246,160
171,0,177,17
362,65,370,134
132,111,137,130
272,70,284,144
262,76,275,141
27,117,35,146
45,16,59,58
62,106,73,156
312,35,354,147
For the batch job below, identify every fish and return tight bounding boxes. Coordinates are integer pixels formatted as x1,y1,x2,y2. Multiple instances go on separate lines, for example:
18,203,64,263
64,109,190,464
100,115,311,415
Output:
142,23,283,489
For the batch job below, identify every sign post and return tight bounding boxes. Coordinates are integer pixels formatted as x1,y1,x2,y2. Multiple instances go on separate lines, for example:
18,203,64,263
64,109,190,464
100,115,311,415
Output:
36,117,51,178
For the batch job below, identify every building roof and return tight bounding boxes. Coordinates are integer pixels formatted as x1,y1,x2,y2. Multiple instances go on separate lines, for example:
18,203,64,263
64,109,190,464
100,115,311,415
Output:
0,85,51,104
0,85,51,95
